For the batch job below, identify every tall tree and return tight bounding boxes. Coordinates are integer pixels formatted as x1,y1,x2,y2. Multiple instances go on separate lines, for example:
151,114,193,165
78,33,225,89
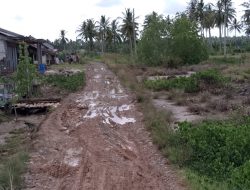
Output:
98,15,110,53
229,18,242,37
203,3,215,47
106,19,122,52
221,0,235,57
77,19,97,51
229,18,242,48
242,1,250,36
59,30,68,50
215,1,223,53
120,8,138,56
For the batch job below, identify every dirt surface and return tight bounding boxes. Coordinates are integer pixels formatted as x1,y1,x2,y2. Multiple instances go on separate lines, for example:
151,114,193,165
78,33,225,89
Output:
0,115,46,145
152,99,202,123
24,62,186,190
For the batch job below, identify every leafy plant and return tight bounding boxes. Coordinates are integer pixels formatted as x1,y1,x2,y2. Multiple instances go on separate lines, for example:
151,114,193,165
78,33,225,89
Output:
15,42,37,98
172,117,250,182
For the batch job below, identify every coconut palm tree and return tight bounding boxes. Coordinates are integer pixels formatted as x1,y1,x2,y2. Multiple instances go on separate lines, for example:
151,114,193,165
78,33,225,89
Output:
187,0,198,22
106,19,122,52
97,15,110,53
229,18,242,48
215,1,224,53
221,0,236,57
120,8,138,56
77,19,97,51
197,0,205,37
77,21,88,42
229,18,242,37
203,3,215,46
241,1,250,35
59,30,68,50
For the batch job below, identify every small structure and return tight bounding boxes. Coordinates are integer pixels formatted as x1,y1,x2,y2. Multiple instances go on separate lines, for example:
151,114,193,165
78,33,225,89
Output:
0,27,56,75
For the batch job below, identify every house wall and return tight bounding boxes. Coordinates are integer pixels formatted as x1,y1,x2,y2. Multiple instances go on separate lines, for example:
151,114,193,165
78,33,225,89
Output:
0,40,6,60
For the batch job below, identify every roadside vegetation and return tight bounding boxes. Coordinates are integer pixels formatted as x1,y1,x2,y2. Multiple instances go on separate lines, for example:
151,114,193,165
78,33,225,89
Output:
0,128,30,189
44,72,85,92
145,69,227,92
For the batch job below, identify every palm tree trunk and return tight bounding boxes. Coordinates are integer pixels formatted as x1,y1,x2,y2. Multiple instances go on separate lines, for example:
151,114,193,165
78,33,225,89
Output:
224,22,227,58
219,25,222,53
209,28,212,49
129,36,133,56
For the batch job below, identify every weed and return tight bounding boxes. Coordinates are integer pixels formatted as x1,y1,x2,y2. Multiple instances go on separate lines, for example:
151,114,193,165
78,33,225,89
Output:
45,72,85,92
0,128,30,189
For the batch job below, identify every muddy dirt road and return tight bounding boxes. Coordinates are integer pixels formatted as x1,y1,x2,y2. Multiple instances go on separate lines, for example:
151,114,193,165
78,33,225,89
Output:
25,62,186,190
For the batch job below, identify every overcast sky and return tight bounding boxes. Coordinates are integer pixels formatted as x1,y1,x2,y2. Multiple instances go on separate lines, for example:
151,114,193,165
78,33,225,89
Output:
0,0,246,41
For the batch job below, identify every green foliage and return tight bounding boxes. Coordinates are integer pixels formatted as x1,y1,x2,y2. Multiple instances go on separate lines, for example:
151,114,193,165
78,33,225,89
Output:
230,160,250,190
0,128,29,189
45,72,85,92
15,42,37,98
170,117,250,189
170,16,208,64
0,152,28,189
145,69,226,92
137,13,170,65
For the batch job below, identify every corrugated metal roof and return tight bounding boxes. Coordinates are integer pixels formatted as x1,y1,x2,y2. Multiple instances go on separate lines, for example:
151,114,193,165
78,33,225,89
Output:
0,27,23,38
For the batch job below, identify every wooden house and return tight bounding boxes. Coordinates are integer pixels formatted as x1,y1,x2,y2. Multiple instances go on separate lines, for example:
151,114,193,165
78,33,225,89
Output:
0,27,56,75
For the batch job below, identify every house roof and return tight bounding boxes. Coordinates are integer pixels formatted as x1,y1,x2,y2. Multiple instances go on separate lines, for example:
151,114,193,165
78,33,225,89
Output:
0,27,24,38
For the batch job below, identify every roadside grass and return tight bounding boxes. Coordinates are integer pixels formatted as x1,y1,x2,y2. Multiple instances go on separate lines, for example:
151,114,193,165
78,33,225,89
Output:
49,63,86,71
209,53,250,65
145,69,228,93
44,72,85,92
0,128,30,189
101,53,135,65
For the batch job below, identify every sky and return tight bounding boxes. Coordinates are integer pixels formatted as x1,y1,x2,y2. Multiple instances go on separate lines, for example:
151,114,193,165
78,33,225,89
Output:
0,0,246,41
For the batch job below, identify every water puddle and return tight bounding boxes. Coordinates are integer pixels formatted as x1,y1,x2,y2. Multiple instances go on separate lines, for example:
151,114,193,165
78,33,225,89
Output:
83,104,136,126
64,148,82,167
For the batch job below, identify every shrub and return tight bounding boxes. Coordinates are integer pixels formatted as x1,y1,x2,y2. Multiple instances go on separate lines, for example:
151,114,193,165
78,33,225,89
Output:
170,16,208,65
230,160,250,190
173,118,250,180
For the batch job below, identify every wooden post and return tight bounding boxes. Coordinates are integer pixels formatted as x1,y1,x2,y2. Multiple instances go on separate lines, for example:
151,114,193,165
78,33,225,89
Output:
37,43,42,64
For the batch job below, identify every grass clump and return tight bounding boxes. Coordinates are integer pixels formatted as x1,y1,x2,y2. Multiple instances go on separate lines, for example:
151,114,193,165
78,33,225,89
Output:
145,69,227,93
45,72,85,92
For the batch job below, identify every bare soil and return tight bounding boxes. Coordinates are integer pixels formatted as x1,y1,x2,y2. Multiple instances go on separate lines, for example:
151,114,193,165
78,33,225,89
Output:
24,62,186,190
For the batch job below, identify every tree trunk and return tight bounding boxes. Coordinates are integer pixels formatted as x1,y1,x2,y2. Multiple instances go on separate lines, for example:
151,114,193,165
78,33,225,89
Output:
133,9,137,57
209,28,212,49
224,13,227,58
219,25,222,53
129,36,133,56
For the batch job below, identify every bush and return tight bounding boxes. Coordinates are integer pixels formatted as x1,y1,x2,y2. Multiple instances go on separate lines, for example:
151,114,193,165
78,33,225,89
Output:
173,117,250,180
170,16,208,65
230,160,250,190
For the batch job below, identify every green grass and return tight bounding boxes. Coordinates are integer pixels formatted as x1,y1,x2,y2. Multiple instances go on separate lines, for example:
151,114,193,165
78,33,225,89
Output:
45,72,85,92
49,63,86,71
145,69,227,93
0,128,30,189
